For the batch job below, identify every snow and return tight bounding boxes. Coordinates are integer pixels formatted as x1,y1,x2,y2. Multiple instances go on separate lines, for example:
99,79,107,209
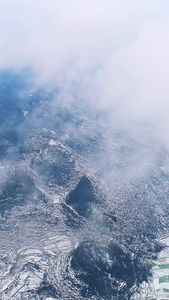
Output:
19,248,43,256
23,110,28,116
49,139,57,146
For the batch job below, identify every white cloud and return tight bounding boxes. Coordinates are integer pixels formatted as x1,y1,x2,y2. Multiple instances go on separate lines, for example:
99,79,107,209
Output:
0,0,169,145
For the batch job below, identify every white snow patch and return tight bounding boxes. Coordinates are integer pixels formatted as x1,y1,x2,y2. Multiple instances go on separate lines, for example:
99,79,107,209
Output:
18,248,43,256
53,195,61,204
49,139,57,146
23,110,28,116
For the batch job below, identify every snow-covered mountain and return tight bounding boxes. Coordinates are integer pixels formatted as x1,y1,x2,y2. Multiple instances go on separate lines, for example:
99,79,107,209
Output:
0,74,169,299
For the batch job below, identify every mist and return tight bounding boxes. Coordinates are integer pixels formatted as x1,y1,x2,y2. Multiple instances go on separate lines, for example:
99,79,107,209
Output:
0,0,169,147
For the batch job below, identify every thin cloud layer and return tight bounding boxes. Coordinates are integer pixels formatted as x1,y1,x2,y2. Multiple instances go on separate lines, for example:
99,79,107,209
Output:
0,0,169,144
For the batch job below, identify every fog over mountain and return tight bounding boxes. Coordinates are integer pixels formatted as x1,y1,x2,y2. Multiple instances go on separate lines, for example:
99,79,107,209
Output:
1,0,169,138
0,1,169,299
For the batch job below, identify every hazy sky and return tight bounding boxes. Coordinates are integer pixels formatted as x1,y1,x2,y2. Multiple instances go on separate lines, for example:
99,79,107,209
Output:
0,0,169,144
